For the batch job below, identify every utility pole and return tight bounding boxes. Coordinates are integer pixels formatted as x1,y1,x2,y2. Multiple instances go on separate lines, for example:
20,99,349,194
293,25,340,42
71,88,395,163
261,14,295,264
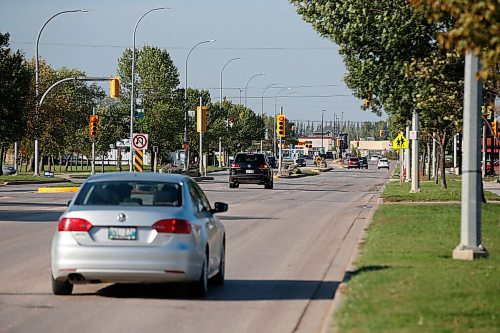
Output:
91,107,96,175
405,125,411,182
453,52,488,260
410,111,420,192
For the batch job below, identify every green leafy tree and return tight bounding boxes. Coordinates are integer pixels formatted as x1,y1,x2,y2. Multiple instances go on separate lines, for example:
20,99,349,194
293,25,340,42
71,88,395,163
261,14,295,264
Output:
411,0,499,85
0,32,31,174
117,46,182,163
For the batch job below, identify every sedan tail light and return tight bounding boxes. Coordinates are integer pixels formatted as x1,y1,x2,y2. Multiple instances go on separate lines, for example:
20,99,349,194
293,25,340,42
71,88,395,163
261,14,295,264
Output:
231,163,241,168
153,219,192,234
58,218,93,232
259,164,269,169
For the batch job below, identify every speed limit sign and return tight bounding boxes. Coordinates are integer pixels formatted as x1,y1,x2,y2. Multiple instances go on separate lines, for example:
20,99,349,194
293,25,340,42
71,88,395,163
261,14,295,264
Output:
132,133,148,150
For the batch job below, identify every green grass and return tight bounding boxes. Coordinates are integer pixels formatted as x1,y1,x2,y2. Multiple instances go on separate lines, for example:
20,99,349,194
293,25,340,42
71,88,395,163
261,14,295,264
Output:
335,204,500,333
0,174,67,183
383,179,500,202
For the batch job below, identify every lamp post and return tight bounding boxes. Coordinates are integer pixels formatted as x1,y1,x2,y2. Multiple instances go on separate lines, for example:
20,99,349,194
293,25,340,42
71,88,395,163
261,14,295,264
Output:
220,57,242,104
244,73,264,107
129,7,166,172
183,39,216,170
321,110,325,153
274,88,292,156
260,83,277,152
34,9,87,176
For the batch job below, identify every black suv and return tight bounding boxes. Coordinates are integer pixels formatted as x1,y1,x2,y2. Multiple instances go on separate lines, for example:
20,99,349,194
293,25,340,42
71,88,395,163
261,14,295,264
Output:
229,152,273,189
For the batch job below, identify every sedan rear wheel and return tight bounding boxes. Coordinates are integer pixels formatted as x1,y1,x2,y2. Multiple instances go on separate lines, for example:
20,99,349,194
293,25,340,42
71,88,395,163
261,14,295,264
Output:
51,275,73,295
192,253,208,297
210,242,225,286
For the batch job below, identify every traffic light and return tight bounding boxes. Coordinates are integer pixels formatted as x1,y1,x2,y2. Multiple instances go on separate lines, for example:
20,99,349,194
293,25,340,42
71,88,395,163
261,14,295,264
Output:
276,114,285,137
110,78,120,98
89,115,98,138
197,106,207,133
492,120,498,137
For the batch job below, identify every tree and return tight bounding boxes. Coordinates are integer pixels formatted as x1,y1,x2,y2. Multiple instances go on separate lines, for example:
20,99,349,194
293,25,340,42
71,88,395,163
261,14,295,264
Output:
290,0,476,188
0,32,31,174
411,0,499,85
117,46,182,163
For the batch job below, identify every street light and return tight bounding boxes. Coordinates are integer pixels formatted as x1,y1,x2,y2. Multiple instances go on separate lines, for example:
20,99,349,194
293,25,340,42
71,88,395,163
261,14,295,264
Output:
321,109,325,153
129,7,166,172
274,88,292,156
260,83,277,152
34,9,87,176
244,73,265,107
183,39,216,170
220,57,242,104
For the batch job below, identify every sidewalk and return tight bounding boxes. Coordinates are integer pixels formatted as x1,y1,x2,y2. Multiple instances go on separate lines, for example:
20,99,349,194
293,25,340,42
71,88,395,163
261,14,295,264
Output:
483,180,500,197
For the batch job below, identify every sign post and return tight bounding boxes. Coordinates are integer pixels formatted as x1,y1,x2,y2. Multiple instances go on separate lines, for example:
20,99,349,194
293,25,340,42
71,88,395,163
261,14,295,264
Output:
132,133,148,173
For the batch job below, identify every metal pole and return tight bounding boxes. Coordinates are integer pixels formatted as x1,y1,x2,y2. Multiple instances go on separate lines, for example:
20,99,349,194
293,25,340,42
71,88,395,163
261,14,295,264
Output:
218,137,222,168
129,7,165,173
321,110,324,153
199,96,203,176
453,52,488,260
482,124,486,177
432,132,437,179
91,107,96,175
411,111,420,192
34,9,87,176
13,142,18,174
278,106,284,175
220,57,242,104
244,73,264,107
405,125,411,182
184,39,215,171
261,84,276,152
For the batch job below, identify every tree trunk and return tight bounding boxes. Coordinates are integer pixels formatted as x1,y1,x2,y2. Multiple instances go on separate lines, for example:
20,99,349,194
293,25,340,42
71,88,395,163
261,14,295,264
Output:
117,147,122,172
427,141,431,180
0,144,5,176
28,154,34,172
39,155,44,172
64,155,70,172
101,153,105,173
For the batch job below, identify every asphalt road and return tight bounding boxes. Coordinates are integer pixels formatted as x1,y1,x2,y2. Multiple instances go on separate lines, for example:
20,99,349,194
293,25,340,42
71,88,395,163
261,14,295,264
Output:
0,164,390,333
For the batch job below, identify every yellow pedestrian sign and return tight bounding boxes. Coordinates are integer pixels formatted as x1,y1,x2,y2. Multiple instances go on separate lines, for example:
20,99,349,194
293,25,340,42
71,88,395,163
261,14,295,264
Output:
392,133,409,149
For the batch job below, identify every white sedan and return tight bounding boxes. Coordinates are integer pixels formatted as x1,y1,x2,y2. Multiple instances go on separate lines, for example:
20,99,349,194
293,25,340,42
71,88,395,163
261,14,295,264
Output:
51,172,227,297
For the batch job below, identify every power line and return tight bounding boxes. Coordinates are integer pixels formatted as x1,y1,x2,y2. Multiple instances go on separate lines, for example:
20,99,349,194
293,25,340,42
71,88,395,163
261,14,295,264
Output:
13,41,338,51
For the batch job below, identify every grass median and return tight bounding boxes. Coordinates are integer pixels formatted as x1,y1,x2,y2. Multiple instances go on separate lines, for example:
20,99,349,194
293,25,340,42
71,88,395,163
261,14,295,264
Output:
335,181,500,332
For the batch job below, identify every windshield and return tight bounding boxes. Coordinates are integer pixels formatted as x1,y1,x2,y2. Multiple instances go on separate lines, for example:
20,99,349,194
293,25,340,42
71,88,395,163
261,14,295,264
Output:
235,154,266,164
74,181,182,206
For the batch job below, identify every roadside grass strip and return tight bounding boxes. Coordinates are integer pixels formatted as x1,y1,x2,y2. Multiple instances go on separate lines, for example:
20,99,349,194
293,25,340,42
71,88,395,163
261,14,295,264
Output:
335,203,500,332
383,179,500,202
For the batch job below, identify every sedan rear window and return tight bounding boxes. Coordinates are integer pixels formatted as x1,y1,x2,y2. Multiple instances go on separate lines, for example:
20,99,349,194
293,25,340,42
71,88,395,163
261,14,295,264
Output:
74,181,182,206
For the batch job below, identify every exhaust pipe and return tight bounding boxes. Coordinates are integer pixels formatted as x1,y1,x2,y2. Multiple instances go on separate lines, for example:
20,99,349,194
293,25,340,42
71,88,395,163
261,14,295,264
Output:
68,273,86,284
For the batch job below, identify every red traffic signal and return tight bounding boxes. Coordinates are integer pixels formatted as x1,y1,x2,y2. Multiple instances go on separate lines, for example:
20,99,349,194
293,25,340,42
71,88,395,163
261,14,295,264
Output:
89,115,98,138
276,114,286,137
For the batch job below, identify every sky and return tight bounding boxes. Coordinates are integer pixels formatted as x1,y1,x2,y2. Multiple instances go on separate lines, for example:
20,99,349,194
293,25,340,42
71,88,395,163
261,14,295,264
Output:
1,0,385,124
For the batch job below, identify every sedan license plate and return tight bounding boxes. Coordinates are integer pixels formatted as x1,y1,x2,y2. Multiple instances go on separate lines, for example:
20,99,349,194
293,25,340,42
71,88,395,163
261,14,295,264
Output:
108,227,137,240
246,170,255,174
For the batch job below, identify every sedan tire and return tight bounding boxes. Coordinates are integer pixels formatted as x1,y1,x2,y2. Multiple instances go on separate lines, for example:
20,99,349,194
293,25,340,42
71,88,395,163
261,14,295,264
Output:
51,275,73,295
210,242,225,286
192,254,208,297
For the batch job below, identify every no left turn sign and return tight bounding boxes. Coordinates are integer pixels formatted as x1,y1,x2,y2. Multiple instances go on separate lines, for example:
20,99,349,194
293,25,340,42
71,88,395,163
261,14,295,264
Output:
132,133,148,150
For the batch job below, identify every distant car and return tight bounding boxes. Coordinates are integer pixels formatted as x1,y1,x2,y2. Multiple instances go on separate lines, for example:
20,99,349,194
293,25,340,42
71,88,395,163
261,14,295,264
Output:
267,156,277,168
229,152,273,189
347,157,360,169
294,157,307,167
359,157,368,169
325,152,334,159
51,172,228,297
378,158,390,169
1,165,16,175
370,155,380,162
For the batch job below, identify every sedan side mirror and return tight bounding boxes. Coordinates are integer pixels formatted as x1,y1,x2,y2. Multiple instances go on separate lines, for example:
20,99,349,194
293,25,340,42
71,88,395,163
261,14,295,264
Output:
211,202,228,214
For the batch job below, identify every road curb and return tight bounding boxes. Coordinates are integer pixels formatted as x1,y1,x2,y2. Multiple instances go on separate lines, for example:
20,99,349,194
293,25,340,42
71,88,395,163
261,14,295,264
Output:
38,186,80,193
322,185,385,333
